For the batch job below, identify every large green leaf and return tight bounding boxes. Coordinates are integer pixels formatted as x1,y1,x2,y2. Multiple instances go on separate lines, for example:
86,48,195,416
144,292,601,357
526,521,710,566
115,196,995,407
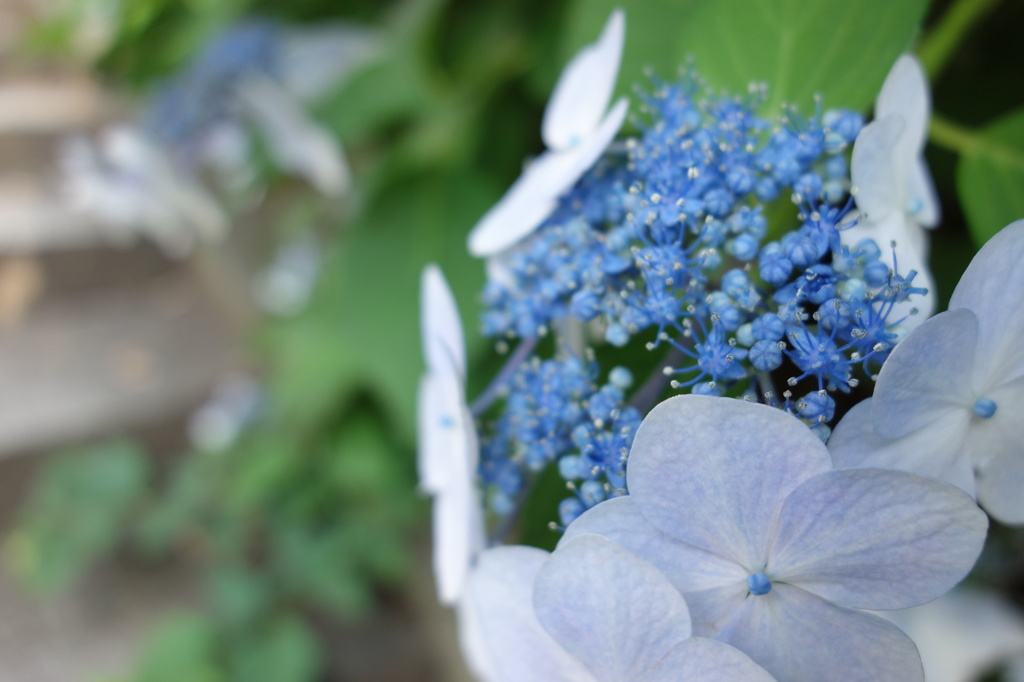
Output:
564,0,928,114
269,168,495,441
956,108,1024,247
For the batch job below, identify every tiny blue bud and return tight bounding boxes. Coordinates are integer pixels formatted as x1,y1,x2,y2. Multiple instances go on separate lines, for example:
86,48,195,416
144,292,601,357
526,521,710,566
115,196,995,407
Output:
973,397,997,419
559,497,586,526
559,455,587,481
735,323,754,347
605,323,629,347
750,340,783,371
580,480,607,507
747,572,772,596
609,366,633,390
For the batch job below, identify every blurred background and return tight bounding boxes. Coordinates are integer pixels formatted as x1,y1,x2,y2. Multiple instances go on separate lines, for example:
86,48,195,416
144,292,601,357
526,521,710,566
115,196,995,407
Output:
0,0,1021,680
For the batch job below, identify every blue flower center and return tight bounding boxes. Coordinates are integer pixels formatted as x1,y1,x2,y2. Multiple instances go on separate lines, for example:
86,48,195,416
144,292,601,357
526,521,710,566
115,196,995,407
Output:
439,414,456,428
747,572,772,596
972,397,997,419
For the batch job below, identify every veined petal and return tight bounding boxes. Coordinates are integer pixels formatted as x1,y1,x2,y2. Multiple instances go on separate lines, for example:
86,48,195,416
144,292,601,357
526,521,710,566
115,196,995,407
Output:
769,469,987,610
628,395,831,570
719,583,925,682
643,638,777,682
420,264,466,378
907,155,941,229
534,534,692,681
828,399,976,497
876,55,930,166
871,308,978,439
879,587,1024,682
542,9,624,152
460,546,591,682
851,115,906,222
561,496,747,594
949,219,1024,387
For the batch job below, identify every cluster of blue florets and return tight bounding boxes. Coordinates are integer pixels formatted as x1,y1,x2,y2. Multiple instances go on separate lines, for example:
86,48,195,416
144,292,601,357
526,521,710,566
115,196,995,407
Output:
478,356,641,525
476,69,927,525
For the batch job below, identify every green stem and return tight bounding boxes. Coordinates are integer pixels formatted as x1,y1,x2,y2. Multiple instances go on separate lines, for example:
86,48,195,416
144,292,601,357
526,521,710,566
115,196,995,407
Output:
929,114,982,154
918,0,1001,80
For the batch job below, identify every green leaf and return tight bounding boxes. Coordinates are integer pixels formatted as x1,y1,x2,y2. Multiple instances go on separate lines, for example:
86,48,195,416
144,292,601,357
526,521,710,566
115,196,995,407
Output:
6,440,149,593
956,108,1024,247
268,168,495,439
564,0,929,113
126,612,225,682
228,616,321,682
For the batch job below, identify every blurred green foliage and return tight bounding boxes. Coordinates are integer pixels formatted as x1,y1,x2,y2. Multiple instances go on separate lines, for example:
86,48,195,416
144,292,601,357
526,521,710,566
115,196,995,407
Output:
10,0,1024,680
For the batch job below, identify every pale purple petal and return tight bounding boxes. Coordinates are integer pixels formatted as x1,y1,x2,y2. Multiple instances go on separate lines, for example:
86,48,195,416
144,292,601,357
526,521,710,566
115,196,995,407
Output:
459,546,591,682
628,395,831,569
828,399,976,497
768,469,987,610
420,264,466,378
851,115,906,221
561,496,747,593
542,9,623,152
719,583,924,682
949,219,1024,387
534,534,691,681
870,308,977,439
643,638,777,682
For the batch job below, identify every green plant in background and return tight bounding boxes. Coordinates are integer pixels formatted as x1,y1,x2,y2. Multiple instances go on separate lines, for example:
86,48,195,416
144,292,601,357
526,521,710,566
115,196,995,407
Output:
8,0,1024,680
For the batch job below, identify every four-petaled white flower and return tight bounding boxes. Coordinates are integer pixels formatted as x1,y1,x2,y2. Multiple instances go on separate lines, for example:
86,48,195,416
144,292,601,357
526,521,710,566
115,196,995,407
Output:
418,264,485,604
829,219,1024,524
841,54,940,329
459,534,777,682
466,9,628,257
564,395,987,682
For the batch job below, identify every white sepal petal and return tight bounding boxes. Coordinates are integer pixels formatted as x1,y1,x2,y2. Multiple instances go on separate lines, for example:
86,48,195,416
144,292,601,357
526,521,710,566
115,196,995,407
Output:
851,115,906,222
876,55,930,165
542,9,624,152
643,638,777,682
420,264,466,378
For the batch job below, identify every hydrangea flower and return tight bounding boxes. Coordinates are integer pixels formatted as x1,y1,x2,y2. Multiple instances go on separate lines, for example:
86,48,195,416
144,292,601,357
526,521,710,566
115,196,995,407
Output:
60,124,228,256
879,587,1024,682
417,264,484,604
564,394,987,681
841,55,939,327
466,9,628,257
829,219,1024,524
458,534,776,681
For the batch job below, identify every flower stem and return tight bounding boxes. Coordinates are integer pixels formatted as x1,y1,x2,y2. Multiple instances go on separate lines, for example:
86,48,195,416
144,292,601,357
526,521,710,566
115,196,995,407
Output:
470,336,538,416
918,0,1001,80
929,114,982,154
